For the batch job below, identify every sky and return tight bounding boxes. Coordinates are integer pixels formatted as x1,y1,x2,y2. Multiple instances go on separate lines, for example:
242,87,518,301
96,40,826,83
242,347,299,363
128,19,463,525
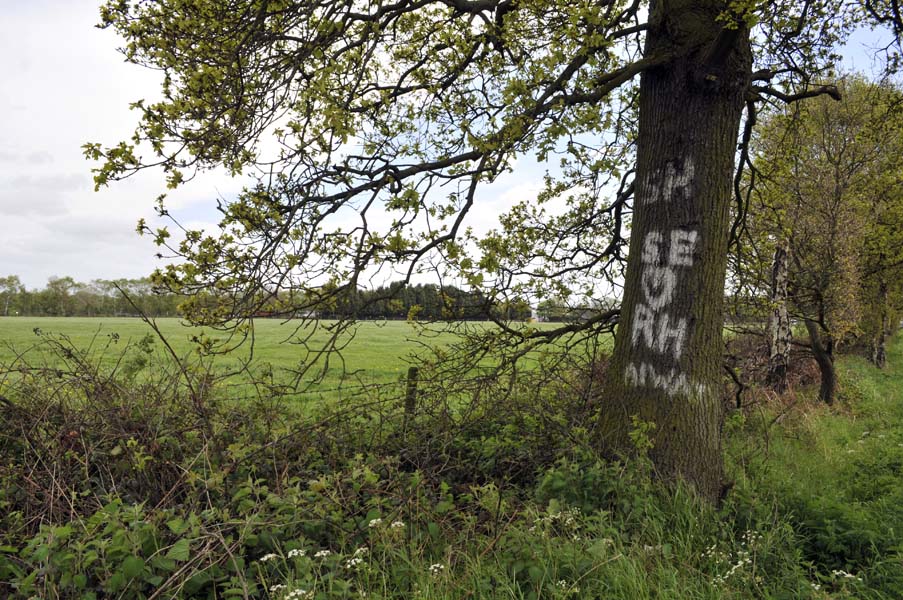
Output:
0,1,893,290
0,0,248,289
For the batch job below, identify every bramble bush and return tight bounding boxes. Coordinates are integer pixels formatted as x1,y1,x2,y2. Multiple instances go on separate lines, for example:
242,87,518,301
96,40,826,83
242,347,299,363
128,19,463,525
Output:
1,331,902,598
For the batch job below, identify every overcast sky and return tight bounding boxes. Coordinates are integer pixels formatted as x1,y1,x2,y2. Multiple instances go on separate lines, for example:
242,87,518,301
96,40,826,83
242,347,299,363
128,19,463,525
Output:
0,0,246,289
0,1,893,290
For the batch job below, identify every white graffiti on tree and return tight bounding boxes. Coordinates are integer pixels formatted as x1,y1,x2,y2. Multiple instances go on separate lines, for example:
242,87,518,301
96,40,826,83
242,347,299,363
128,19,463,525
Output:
630,229,697,359
626,227,700,396
631,303,686,360
624,361,707,398
644,159,695,205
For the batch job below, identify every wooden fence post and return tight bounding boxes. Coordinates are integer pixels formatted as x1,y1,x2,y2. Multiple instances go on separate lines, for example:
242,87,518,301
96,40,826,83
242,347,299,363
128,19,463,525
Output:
404,366,419,419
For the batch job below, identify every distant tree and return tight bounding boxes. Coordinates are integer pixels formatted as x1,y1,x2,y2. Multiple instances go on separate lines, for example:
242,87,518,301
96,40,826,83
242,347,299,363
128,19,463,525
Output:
0,275,24,317
0,276,180,318
736,76,903,402
42,276,81,317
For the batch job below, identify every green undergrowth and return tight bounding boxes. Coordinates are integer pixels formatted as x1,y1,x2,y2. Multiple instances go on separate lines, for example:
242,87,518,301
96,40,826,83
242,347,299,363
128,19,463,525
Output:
726,336,903,598
1,334,902,598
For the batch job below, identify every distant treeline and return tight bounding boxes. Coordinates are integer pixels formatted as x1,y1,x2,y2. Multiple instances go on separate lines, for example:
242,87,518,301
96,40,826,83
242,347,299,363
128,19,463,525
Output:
271,281,534,321
0,276,536,321
0,276,180,318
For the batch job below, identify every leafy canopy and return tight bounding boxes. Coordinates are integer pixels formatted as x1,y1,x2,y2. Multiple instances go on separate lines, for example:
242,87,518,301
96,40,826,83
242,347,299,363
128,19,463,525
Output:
86,0,872,359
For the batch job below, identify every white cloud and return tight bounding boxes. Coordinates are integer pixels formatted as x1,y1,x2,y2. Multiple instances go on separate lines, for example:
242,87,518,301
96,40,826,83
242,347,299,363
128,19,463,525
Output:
0,0,234,289
0,173,88,216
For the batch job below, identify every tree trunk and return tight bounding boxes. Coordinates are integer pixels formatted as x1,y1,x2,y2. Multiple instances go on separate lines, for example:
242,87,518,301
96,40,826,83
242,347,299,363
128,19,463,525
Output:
767,243,792,391
873,330,887,369
599,2,752,502
871,280,888,369
804,318,835,404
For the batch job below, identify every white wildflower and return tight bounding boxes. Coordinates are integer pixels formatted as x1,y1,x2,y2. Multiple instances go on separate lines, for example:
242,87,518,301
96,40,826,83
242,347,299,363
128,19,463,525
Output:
270,584,287,592
391,520,405,529
831,569,862,581
314,549,331,558
287,548,306,558
429,563,445,576
368,518,383,528
346,556,364,569
353,546,369,557
259,553,279,562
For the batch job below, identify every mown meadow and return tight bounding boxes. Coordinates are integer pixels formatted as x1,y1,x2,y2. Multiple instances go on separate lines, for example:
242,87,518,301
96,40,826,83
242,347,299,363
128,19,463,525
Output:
0,317,574,394
1,317,901,598
0,317,437,388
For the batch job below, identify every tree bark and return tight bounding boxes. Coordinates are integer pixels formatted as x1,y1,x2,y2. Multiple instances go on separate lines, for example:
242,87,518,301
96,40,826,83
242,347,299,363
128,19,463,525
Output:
871,280,888,369
873,330,887,369
599,2,752,502
804,318,835,404
767,243,792,391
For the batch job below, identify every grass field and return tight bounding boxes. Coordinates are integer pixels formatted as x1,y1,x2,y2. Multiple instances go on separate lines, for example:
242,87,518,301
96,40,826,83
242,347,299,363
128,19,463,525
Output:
0,317,576,400
0,317,454,389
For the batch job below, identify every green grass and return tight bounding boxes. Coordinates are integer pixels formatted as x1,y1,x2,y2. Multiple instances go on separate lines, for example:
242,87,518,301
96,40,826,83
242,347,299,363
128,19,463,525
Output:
0,317,460,390
725,335,903,595
0,317,577,397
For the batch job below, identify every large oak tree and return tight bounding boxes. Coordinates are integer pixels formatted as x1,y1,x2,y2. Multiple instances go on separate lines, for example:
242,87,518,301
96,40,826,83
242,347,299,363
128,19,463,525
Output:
89,0,882,500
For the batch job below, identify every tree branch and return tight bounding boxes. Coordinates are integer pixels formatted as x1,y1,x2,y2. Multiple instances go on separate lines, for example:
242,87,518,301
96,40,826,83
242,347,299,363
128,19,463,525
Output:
753,84,841,103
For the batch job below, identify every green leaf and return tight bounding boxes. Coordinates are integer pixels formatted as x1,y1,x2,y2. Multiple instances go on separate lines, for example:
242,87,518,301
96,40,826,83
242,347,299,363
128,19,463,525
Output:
427,522,440,539
150,556,177,572
166,517,187,534
232,486,253,502
107,571,126,592
32,545,50,562
122,555,145,579
223,588,247,597
165,538,191,562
